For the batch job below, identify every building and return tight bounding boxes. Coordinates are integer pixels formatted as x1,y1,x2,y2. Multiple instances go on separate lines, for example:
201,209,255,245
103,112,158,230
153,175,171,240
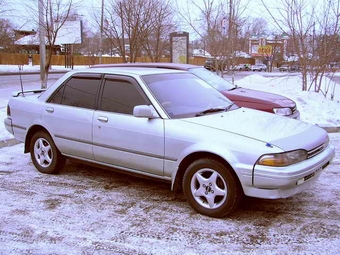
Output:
13,29,64,55
248,33,289,67
13,30,41,55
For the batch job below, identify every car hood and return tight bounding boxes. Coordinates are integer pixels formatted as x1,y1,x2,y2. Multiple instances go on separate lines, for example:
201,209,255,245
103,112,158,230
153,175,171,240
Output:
223,87,295,108
182,108,327,151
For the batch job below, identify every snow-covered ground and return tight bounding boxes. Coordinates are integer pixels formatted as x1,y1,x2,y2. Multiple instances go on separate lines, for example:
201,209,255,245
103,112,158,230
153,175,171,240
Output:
0,134,339,254
233,72,340,128
0,65,339,254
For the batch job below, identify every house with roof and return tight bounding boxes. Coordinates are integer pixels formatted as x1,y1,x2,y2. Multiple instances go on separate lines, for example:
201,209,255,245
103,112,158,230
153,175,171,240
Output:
13,29,61,55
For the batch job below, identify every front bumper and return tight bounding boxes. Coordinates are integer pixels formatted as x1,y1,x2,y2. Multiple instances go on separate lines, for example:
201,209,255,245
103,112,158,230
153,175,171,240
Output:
245,143,335,199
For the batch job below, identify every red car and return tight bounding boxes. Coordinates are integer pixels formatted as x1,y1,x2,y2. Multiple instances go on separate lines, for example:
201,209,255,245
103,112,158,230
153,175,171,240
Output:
91,63,300,119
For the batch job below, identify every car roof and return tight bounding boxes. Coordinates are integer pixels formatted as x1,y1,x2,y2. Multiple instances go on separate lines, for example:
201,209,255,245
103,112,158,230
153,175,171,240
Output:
68,66,187,76
90,62,201,71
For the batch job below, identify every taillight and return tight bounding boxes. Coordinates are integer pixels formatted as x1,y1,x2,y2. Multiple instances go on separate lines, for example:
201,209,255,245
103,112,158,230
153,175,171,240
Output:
7,105,11,116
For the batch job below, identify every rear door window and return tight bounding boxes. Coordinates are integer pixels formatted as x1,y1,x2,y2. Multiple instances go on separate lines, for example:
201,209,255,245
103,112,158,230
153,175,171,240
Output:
49,74,102,109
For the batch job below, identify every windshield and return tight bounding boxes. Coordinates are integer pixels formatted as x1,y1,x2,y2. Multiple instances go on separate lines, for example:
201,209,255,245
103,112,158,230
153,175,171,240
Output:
142,73,235,119
189,67,235,91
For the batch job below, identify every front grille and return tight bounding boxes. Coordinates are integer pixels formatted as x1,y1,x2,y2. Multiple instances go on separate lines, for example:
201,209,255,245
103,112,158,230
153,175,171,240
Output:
307,138,329,159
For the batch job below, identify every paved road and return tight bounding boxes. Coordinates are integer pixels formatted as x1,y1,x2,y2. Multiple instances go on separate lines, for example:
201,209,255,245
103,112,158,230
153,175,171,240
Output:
0,73,62,109
0,73,62,93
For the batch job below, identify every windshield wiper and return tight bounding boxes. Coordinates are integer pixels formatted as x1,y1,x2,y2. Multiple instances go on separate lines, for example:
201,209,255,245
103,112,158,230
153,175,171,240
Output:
195,107,226,117
225,102,236,111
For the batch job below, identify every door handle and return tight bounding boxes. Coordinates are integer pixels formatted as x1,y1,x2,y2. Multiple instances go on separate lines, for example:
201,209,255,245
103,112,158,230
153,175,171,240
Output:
45,107,54,113
97,116,108,123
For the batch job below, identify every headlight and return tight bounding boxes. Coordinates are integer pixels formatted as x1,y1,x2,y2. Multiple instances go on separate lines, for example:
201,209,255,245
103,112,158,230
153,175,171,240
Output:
257,150,308,167
273,107,292,116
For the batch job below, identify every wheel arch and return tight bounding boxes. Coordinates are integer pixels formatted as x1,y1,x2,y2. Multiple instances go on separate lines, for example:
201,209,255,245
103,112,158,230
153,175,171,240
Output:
24,125,51,153
172,151,242,193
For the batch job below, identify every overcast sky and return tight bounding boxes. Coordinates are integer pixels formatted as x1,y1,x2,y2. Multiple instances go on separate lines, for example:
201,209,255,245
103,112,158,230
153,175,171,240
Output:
3,0,323,37
3,0,273,30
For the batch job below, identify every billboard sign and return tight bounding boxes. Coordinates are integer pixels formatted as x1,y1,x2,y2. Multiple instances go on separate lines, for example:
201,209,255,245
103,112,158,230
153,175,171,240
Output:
251,45,273,57
55,20,83,45
170,32,189,64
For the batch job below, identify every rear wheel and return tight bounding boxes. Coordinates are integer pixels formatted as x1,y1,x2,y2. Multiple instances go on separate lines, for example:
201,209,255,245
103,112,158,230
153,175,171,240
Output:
30,131,65,174
183,158,242,218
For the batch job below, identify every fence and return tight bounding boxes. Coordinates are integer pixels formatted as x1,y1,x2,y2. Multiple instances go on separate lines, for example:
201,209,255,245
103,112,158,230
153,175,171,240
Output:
0,54,207,67
0,53,29,65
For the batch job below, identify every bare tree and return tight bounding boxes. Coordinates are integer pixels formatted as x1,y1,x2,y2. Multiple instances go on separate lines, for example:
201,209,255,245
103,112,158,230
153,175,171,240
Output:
177,0,251,76
42,0,78,86
100,0,176,62
179,0,228,57
0,19,14,51
25,0,81,87
308,1,340,100
262,0,340,98
245,17,269,36
140,0,177,62
0,0,13,50
96,0,129,62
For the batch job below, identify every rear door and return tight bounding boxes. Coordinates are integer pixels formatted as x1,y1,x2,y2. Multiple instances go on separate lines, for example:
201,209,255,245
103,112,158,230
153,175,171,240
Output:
92,75,165,176
43,73,102,159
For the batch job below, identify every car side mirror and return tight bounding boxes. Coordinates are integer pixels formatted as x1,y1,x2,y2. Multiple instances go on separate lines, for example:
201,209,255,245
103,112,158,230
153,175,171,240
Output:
133,105,158,118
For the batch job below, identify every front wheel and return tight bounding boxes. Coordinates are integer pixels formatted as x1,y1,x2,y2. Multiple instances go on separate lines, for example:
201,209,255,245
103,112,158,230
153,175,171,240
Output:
183,158,242,218
30,131,65,174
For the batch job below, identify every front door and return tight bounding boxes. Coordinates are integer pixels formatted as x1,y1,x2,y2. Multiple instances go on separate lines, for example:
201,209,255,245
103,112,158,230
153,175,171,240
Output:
92,75,165,176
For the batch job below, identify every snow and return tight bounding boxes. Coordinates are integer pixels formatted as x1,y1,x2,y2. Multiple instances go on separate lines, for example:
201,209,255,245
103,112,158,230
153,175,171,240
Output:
0,65,339,254
14,33,40,45
0,64,81,73
231,73,340,128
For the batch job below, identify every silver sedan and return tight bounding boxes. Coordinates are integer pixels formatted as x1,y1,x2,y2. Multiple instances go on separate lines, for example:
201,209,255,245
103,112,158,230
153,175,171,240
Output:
4,67,335,218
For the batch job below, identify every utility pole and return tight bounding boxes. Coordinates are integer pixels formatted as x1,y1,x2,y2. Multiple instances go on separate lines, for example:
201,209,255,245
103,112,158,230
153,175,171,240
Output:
38,0,46,88
228,0,235,83
228,0,233,74
99,0,104,64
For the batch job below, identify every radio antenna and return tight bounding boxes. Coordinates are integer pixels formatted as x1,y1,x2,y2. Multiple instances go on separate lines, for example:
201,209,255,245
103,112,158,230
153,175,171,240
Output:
19,65,24,97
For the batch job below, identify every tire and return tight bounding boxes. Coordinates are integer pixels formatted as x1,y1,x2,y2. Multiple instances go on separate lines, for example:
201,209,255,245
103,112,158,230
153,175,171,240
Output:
30,131,65,174
182,158,242,218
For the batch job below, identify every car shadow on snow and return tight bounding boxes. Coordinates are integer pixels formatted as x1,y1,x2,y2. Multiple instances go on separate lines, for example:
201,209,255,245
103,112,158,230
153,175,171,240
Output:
54,160,316,220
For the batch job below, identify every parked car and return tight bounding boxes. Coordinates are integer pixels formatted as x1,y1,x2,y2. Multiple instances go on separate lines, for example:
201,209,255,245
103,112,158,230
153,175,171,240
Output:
91,63,300,119
4,67,335,218
279,64,301,72
204,58,226,71
232,64,250,71
290,65,301,72
279,65,289,72
250,64,267,72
